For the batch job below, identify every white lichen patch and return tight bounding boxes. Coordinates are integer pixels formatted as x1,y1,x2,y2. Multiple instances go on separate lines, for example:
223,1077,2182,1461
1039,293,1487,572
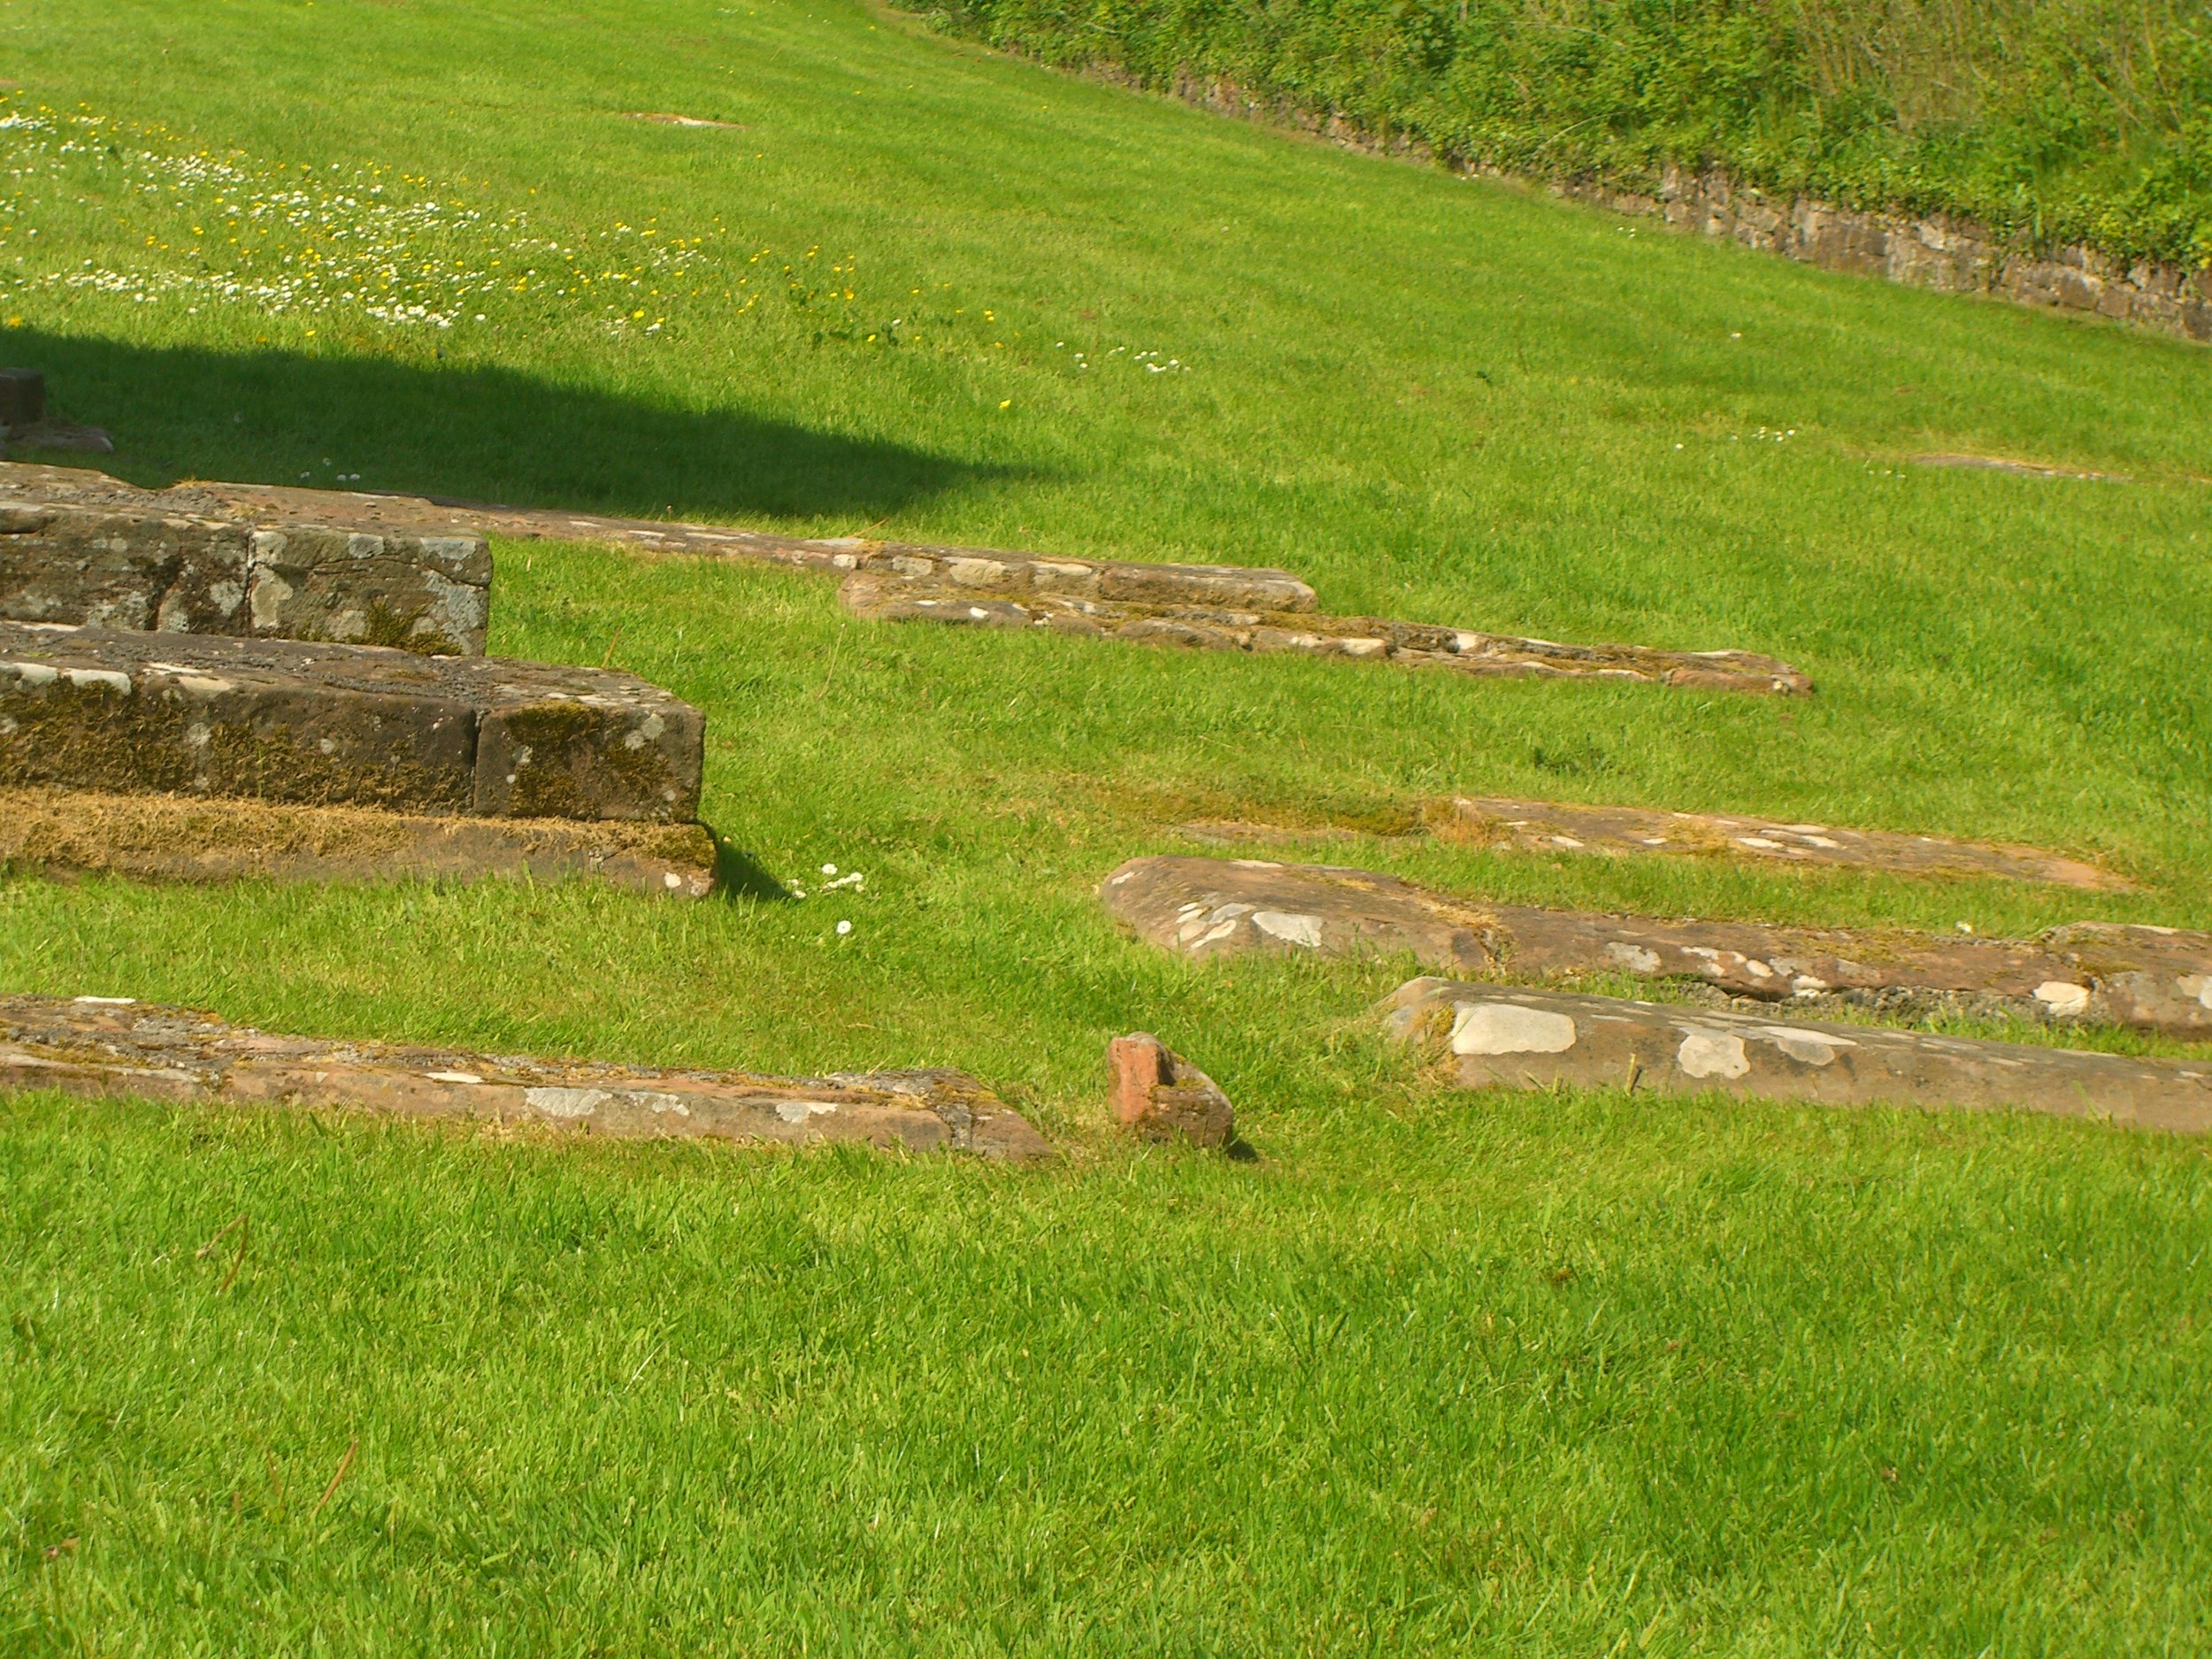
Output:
1675,1029,1751,1079
1252,910,1325,949
1449,1002,1578,1056
1606,941,1663,974
1755,1025,1855,1065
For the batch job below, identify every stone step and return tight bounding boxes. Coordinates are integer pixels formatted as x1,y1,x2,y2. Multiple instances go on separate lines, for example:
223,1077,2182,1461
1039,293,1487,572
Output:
840,571,1812,695
0,622,702,821
0,786,718,896
0,491,490,656
1102,855,2212,1038
1380,978,2212,1134
0,994,1050,1161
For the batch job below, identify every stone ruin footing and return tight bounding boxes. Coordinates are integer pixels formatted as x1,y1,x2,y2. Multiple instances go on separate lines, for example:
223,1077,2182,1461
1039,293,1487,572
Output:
0,488,490,656
841,571,1811,695
1102,856,2212,1039
1436,795,2125,888
1382,979,2212,1133
0,994,1051,1159
0,465,1810,696
0,622,703,822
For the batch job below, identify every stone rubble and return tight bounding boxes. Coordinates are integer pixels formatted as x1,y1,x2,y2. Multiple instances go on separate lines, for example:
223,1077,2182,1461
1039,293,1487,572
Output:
1108,1032,1237,1148
1381,978,2212,1134
0,621,703,821
0,993,1051,1159
0,785,718,896
1102,856,2212,1039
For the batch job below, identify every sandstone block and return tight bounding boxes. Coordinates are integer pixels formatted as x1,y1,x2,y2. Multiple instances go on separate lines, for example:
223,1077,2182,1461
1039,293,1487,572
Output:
0,497,489,655
1380,979,2212,1134
0,995,1050,1160
0,622,702,821
1102,855,2211,1038
1109,1032,1236,1148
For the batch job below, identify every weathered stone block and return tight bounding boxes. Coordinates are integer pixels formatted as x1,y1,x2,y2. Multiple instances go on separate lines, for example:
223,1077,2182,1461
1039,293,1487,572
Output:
1381,979,2212,1134
0,994,1051,1160
0,498,490,655
1109,1032,1236,1148
0,622,702,821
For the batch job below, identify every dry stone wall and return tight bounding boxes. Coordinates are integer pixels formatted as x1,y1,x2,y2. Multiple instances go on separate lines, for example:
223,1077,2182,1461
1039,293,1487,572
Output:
1566,167,2212,345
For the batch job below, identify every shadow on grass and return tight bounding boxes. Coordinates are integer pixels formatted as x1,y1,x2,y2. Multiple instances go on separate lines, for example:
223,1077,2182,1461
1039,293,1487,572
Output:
711,834,796,904
5,329,1007,526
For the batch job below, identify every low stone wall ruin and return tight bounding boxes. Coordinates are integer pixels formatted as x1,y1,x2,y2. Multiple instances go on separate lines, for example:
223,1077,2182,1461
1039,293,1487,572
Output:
1565,166,2211,345
0,622,703,822
0,485,490,656
0,993,1050,1159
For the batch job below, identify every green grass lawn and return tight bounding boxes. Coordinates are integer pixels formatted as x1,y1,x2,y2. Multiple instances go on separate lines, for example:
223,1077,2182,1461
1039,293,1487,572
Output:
3,0,2210,1651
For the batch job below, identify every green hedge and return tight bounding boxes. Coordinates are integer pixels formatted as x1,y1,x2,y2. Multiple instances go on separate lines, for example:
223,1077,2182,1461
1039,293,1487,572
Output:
916,0,2212,270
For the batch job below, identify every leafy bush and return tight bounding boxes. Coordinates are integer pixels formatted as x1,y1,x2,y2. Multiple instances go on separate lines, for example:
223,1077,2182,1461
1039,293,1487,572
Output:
918,0,2212,268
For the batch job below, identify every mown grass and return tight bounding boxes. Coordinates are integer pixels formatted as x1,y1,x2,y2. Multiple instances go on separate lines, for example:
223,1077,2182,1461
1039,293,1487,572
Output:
2,0,2209,1651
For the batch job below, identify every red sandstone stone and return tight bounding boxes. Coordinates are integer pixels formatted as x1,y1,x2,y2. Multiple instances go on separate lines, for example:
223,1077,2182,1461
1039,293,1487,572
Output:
1110,1032,1236,1148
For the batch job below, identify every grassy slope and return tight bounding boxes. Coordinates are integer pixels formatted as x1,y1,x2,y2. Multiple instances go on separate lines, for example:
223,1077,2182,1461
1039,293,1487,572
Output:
1,0,2209,1650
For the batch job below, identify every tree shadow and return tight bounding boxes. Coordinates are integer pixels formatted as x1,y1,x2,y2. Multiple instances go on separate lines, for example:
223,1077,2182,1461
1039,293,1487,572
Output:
4,329,1003,526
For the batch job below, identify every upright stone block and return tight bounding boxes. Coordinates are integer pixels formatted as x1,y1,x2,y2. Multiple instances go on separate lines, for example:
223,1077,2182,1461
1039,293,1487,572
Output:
0,370,45,429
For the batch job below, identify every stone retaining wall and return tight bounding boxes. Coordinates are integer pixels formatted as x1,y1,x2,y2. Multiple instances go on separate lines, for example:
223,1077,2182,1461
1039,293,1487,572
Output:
1565,167,2212,345
1142,69,2212,345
